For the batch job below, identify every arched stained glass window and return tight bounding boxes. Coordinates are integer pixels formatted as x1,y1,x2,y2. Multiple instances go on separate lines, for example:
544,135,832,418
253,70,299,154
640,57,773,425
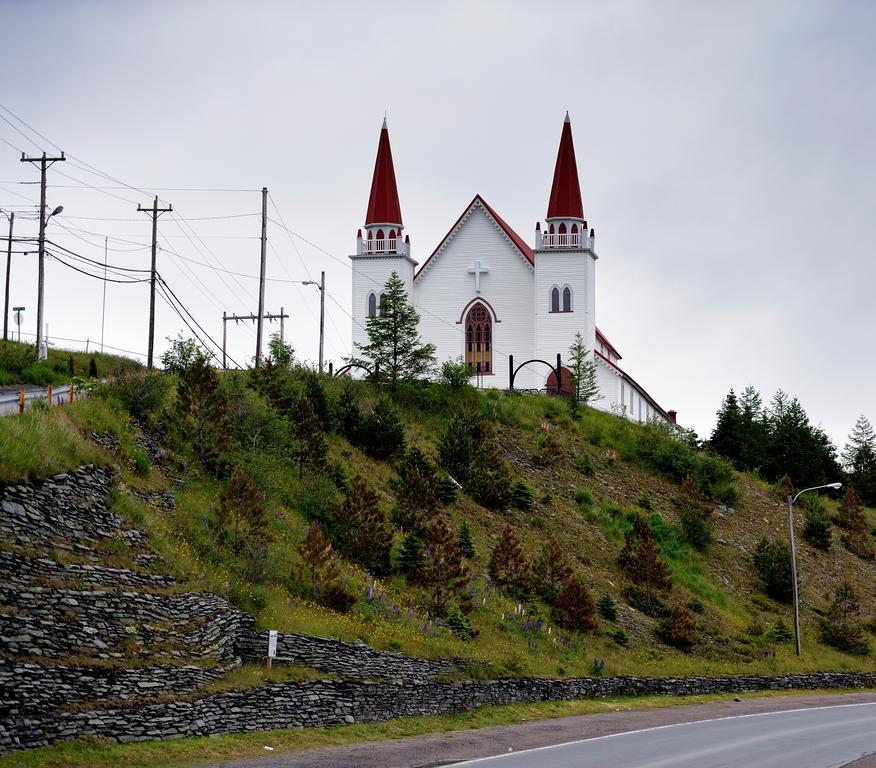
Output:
562,286,572,312
550,287,560,313
465,302,492,374
367,292,377,318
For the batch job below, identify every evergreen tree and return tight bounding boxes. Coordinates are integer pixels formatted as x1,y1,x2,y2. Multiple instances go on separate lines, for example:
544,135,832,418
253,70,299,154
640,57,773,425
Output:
298,521,340,594
393,445,441,529
466,433,513,510
350,271,436,388
658,605,697,650
438,410,483,485
533,535,572,604
302,371,330,430
398,531,424,577
553,574,597,632
336,475,391,575
709,389,744,466
596,593,619,621
267,332,294,369
618,514,672,613
843,415,876,506
359,398,406,459
418,515,469,616
752,538,793,603
217,465,268,546
487,524,533,598
838,489,874,560
176,353,229,473
88,357,98,378
738,385,768,471
567,332,600,418
819,582,870,655
293,393,328,477
801,497,832,551
457,519,476,559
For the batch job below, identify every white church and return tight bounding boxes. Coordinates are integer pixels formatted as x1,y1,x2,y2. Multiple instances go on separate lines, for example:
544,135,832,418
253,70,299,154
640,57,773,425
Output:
349,114,676,425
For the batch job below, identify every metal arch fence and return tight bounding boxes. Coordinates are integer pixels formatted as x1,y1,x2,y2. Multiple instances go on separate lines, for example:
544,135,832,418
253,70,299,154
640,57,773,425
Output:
508,353,564,396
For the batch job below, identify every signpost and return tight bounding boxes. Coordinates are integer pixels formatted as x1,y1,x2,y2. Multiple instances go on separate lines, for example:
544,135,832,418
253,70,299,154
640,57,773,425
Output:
267,629,278,671
12,307,23,343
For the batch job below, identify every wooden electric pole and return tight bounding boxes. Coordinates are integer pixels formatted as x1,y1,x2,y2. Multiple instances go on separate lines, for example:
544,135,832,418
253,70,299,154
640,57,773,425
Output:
255,187,268,367
3,210,12,342
20,151,65,357
225,308,288,371
302,272,326,374
137,195,172,369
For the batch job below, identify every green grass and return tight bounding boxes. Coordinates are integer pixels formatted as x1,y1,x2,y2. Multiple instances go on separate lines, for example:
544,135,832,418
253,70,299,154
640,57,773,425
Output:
0,689,860,768
0,339,140,386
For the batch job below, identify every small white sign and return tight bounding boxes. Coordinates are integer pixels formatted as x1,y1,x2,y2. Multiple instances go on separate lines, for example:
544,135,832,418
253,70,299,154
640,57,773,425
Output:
13,311,22,327
267,629,278,659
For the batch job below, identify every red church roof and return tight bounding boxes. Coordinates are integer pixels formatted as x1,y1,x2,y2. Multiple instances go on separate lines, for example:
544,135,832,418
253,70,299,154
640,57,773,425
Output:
365,118,403,226
546,112,584,220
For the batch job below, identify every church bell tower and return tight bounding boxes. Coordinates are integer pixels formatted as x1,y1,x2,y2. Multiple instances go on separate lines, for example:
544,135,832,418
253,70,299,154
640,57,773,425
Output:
350,118,417,353
533,112,597,377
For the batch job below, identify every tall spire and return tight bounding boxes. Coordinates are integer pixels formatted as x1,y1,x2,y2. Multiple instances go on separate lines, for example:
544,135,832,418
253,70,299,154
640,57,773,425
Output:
365,118,403,227
546,112,584,220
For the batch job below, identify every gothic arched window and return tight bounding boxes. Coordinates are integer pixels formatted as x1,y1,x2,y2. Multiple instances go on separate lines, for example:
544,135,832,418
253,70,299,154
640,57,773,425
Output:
367,292,377,318
465,302,492,373
388,229,396,239
379,292,387,315
549,223,555,234
562,286,572,312
550,286,560,313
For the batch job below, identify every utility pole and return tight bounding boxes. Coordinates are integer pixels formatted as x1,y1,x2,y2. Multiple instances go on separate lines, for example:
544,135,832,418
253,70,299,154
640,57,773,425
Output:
255,187,268,367
224,308,288,371
100,236,107,353
3,210,12,342
20,151,65,357
302,272,326,373
137,195,172,369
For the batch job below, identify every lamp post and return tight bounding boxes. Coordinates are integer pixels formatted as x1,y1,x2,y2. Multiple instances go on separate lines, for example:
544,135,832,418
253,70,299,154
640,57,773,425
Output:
2,209,13,342
301,271,325,374
36,204,63,359
787,481,842,656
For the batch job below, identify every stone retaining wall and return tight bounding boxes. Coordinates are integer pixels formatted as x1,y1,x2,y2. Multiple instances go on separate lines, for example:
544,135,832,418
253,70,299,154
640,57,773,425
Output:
2,671,875,754
0,550,176,590
0,660,238,717
237,630,466,680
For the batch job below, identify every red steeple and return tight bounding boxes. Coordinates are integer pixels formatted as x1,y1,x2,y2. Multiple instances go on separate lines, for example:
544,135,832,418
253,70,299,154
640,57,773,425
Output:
365,117,403,227
546,112,584,220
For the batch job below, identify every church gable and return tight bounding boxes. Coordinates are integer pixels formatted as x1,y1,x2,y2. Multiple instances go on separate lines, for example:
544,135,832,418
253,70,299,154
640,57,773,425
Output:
414,195,534,284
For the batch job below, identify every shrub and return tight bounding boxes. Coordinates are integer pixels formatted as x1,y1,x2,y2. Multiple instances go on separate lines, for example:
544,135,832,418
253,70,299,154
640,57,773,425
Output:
533,536,572,604
393,445,441,526
618,514,672,612
398,532,424,577
801,498,832,551
335,384,361,442
466,436,513,510
674,495,713,551
446,606,474,640
87,357,98,378
553,574,597,632
319,582,357,614
575,487,595,510
611,628,629,646
336,475,392,575
0,341,37,374
329,459,352,493
766,619,794,644
622,585,670,618
510,480,534,511
752,538,793,603
575,452,595,476
21,364,54,386
301,371,331,430
458,520,475,559
438,357,473,390
837,489,874,560
131,446,151,477
418,515,470,616
658,605,697,650
436,473,459,505
358,398,405,459
296,476,340,534
438,411,482,485
686,597,705,614
637,494,653,511
596,593,619,621
819,582,870,655
161,334,204,375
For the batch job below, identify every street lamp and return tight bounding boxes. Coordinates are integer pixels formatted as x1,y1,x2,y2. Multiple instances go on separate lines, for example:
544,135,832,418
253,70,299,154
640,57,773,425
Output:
787,481,843,656
301,270,325,374
35,203,64,359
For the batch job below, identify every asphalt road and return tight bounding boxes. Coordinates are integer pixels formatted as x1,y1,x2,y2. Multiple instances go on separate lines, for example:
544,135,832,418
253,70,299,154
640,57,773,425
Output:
453,702,876,768
0,383,78,415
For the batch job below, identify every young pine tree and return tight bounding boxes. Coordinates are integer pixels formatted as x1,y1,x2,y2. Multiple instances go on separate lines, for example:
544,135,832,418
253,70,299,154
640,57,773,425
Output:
466,433,513,510
398,531,425,577
567,331,600,418
838,488,874,560
293,393,328,477
618,514,672,613
819,581,870,655
217,465,268,547
457,519,476,559
438,410,482,485
298,521,340,594
336,475,391,575
553,574,597,632
533,535,572,604
359,398,406,459
350,271,436,388
843,415,876,506
176,353,229,473
488,524,533,599
393,445,441,529
418,515,469,617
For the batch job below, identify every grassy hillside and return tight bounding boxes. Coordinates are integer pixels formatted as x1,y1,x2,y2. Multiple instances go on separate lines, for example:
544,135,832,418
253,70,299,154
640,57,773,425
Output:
2,365,874,681
0,339,140,386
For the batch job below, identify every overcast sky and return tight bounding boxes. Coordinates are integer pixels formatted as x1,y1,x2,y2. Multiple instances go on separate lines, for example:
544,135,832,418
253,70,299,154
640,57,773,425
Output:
1,0,874,449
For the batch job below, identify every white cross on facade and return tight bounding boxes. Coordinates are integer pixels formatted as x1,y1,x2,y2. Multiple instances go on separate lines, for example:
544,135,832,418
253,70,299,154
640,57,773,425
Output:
467,260,490,293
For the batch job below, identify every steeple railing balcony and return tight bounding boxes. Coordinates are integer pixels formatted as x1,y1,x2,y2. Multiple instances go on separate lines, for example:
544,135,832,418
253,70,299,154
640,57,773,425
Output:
358,237,409,257
540,231,587,249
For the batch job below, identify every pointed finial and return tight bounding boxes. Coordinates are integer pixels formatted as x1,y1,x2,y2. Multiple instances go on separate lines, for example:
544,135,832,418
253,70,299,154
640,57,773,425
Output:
564,111,571,123
383,110,387,129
